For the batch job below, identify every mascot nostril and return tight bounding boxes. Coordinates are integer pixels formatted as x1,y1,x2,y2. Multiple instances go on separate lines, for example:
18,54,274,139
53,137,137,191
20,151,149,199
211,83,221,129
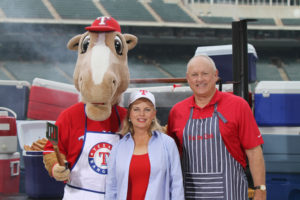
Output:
43,16,138,200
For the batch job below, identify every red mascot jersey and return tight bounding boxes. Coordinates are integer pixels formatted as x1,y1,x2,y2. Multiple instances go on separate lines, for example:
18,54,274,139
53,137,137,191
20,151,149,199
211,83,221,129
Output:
44,102,127,168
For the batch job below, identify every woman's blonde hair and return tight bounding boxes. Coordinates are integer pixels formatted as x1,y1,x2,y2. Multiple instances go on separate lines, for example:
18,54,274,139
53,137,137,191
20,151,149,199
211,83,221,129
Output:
120,102,162,136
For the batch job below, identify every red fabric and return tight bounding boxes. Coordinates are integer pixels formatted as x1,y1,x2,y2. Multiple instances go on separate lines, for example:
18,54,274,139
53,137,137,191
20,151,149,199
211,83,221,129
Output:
167,89,264,168
127,154,150,200
43,102,127,169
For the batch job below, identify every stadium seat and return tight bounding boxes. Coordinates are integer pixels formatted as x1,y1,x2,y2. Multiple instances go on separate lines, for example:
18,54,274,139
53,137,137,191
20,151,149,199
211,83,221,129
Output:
256,60,282,81
2,61,72,84
101,0,156,22
149,0,195,23
0,0,53,19
49,0,103,19
282,59,300,80
281,18,300,26
246,18,276,26
199,16,234,24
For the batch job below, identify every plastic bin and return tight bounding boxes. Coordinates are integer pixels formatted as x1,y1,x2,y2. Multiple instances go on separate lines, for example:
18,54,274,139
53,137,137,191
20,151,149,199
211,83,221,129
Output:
259,126,300,135
0,107,17,153
17,120,64,198
266,173,300,200
0,80,30,120
27,78,80,120
195,44,257,83
0,152,20,194
255,81,300,126
24,151,65,198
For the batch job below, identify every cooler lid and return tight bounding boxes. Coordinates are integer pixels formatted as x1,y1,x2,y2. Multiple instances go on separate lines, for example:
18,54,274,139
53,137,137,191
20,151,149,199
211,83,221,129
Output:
25,151,43,156
260,126,300,135
16,120,55,151
0,80,30,89
0,152,20,160
255,81,300,94
32,77,79,94
195,43,257,58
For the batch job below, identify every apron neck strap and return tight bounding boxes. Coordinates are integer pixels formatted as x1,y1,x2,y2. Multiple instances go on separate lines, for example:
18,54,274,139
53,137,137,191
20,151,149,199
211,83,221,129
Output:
213,104,228,123
189,104,228,123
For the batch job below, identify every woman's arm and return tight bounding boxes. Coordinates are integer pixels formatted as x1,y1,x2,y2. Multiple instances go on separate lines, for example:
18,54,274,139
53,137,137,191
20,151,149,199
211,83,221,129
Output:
105,145,118,200
168,138,185,200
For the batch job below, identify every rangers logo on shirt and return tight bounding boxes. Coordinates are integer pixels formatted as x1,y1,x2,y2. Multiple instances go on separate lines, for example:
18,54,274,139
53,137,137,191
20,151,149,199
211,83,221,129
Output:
88,142,112,174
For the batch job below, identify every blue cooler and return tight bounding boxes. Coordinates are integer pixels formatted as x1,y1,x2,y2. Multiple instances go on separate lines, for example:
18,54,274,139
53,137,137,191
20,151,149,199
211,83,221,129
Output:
24,151,65,198
263,134,300,200
195,44,257,83
255,81,300,126
0,80,30,120
17,120,64,198
266,173,300,200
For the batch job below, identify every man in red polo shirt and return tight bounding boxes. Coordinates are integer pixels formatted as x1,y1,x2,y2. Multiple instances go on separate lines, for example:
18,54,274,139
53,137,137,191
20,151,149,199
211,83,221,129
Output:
167,55,266,200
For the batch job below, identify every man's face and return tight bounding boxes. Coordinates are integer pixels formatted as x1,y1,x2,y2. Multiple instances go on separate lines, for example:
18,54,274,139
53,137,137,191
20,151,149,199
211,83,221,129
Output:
186,57,219,98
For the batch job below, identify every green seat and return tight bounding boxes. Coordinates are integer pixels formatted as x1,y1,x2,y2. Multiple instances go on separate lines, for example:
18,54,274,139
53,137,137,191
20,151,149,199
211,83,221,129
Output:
0,0,52,19
3,61,72,84
256,61,282,81
101,0,155,21
149,0,194,23
282,18,300,26
200,16,233,24
49,0,102,20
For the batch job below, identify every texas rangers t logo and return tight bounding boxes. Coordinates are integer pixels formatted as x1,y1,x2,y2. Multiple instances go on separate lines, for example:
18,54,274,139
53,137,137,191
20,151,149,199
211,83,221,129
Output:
88,142,112,174
97,16,111,25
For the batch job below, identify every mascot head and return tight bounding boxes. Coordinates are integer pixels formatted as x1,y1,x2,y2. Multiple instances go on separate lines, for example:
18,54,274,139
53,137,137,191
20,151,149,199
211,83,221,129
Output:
67,16,138,121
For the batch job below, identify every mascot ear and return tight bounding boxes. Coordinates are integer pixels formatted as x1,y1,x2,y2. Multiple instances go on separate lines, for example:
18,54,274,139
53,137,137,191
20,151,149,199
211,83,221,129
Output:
67,34,82,51
124,34,138,50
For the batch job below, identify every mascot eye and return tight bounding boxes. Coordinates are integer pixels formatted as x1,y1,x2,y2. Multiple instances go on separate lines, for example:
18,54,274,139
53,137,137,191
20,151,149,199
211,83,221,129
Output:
81,35,90,54
114,35,123,55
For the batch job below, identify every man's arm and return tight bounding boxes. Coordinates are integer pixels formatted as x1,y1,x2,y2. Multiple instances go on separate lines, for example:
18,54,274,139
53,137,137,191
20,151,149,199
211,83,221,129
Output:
245,145,266,200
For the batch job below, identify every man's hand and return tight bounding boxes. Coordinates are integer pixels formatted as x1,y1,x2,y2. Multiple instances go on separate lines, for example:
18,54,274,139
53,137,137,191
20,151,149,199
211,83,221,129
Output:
254,189,266,200
52,163,70,181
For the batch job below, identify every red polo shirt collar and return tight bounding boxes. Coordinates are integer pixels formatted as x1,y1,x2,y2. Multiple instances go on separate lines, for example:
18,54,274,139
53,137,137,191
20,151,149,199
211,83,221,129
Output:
188,89,221,110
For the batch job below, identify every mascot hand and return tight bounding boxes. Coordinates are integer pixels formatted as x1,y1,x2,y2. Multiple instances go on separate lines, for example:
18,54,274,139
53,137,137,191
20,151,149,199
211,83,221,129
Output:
52,163,70,181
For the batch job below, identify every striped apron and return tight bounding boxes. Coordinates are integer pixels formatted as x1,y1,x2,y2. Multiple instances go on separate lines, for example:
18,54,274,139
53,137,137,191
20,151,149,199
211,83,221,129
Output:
182,104,248,200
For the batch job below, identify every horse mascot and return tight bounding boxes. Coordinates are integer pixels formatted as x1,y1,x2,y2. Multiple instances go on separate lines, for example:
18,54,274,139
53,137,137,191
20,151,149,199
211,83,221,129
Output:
43,16,138,200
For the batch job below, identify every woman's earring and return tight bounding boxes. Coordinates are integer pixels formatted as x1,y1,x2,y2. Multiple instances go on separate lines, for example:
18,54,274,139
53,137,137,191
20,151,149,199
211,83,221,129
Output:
128,118,131,122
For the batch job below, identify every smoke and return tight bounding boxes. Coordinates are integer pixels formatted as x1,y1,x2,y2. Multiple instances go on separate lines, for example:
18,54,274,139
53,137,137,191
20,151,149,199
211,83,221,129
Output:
0,23,82,62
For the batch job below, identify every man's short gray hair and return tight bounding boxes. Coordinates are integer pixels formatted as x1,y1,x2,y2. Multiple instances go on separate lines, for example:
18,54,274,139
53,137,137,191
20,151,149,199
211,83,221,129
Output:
187,55,217,72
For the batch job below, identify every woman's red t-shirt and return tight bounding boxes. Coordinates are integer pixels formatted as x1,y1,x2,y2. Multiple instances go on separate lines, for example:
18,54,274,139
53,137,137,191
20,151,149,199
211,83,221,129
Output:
127,153,150,200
